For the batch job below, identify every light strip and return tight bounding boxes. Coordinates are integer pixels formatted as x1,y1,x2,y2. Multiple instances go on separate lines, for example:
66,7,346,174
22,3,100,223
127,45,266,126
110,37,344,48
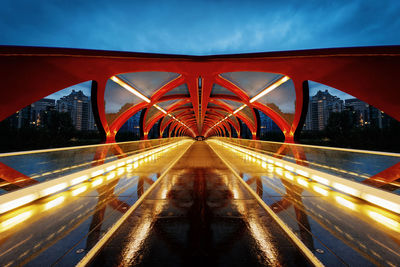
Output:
233,104,246,114
111,76,151,103
209,139,400,215
250,76,290,103
0,139,191,215
154,104,167,114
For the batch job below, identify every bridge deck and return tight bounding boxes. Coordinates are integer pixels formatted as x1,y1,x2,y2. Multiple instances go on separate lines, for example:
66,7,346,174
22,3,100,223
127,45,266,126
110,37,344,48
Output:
1,140,399,266
88,142,310,267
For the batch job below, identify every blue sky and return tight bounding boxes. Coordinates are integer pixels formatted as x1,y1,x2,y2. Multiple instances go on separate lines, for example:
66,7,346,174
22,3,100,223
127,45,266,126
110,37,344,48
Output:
1,0,399,100
1,0,399,55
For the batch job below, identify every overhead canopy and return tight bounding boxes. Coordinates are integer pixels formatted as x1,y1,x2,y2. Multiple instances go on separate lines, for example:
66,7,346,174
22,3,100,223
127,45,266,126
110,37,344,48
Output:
104,69,298,140
1,46,399,142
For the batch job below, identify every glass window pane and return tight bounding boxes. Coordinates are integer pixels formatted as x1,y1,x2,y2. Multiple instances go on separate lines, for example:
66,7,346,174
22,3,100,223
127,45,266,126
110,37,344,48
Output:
238,105,255,126
211,84,236,96
145,106,158,125
218,99,243,110
220,72,284,98
117,72,180,98
157,99,181,111
258,79,296,124
164,83,189,96
161,116,173,130
104,79,142,125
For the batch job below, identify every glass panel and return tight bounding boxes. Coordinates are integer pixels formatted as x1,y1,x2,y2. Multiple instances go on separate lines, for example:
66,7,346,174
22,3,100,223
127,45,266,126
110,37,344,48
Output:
238,105,255,126
207,102,219,108
212,110,239,127
161,115,173,130
156,99,180,111
148,119,161,139
239,118,252,139
258,79,296,124
230,124,238,138
211,137,400,194
218,99,243,110
145,106,159,126
104,79,142,125
213,109,229,117
117,72,180,98
163,83,189,96
115,112,141,142
162,123,171,138
211,83,236,96
220,72,284,98
170,110,186,117
259,111,285,141
180,102,193,108
0,138,188,196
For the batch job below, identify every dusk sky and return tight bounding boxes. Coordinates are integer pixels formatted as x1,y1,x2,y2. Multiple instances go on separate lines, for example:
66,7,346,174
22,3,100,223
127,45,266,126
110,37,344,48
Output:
1,0,399,99
1,0,399,55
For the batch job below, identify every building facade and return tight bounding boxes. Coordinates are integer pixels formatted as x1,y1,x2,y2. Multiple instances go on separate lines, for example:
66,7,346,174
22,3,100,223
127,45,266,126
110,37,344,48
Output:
304,90,344,131
31,98,56,127
56,90,97,131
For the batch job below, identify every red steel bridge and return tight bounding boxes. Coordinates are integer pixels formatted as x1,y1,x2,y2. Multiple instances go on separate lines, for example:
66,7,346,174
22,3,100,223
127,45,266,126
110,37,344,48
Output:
0,46,399,267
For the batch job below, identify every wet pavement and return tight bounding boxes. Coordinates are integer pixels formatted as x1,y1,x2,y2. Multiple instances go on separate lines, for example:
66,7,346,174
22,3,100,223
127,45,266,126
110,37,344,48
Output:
208,140,400,267
0,141,193,267
89,142,310,267
2,139,398,266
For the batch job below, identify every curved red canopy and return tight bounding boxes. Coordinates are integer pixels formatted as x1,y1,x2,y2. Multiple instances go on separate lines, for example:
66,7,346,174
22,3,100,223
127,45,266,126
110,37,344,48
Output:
0,46,399,142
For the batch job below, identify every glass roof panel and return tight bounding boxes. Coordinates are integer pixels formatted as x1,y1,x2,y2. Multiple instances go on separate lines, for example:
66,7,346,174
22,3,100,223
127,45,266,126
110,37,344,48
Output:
210,84,236,96
219,99,243,110
170,110,186,117
145,106,159,125
164,83,189,96
257,79,296,124
207,103,219,108
213,109,230,118
238,106,255,126
117,72,180,98
157,99,181,111
180,102,193,108
104,79,142,125
220,72,284,98
161,115,173,130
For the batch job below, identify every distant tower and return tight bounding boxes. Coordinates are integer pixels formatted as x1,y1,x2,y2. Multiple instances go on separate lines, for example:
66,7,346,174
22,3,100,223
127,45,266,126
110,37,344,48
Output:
304,90,344,131
345,98,370,127
30,98,56,127
56,90,96,131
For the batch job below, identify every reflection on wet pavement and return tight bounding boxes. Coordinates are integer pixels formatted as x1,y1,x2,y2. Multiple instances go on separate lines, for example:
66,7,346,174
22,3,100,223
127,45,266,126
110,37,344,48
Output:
90,142,310,267
0,141,192,267
2,139,399,266
209,140,400,266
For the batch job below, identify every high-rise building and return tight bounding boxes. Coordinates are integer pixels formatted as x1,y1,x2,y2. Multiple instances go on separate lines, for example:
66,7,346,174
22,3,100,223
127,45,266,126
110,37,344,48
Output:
7,105,32,129
56,90,97,131
6,98,55,129
31,98,56,127
304,90,344,131
344,98,370,127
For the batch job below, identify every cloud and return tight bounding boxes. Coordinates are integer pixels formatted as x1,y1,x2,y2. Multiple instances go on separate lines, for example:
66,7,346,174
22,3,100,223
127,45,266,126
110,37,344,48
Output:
0,0,399,55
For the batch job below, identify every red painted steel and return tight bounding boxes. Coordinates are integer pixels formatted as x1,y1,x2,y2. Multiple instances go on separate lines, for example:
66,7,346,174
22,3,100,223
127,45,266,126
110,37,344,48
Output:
1,46,400,141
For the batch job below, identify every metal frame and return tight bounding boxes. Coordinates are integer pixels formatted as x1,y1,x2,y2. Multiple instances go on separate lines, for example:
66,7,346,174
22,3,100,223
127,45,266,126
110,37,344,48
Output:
1,46,400,142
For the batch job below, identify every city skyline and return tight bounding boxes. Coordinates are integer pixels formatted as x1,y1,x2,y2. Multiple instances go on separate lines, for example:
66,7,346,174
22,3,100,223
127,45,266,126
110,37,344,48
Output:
308,81,353,100
46,81,92,100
